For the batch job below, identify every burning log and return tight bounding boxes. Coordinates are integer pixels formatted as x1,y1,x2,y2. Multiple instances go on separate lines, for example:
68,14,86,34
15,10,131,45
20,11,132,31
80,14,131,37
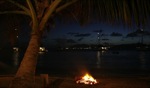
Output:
76,73,98,85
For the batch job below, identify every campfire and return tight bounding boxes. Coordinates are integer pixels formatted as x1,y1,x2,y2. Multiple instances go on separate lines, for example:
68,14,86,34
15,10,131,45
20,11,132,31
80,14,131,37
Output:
76,73,98,85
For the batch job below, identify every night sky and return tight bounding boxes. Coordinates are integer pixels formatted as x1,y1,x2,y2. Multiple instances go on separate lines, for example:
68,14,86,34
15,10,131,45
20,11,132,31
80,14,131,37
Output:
43,22,150,47
1,16,150,48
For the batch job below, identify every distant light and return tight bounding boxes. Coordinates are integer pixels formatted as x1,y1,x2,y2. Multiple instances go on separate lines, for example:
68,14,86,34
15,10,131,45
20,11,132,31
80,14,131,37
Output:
39,47,45,51
13,47,19,52
102,47,107,50
65,47,69,49
15,29,17,30
141,29,143,31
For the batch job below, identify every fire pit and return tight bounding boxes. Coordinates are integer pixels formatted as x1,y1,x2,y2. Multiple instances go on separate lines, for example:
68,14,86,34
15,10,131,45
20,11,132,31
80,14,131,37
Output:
76,73,98,85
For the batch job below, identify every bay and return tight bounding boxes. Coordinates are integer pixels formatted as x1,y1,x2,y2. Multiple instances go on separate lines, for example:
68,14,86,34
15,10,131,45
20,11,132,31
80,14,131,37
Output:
0,50,150,76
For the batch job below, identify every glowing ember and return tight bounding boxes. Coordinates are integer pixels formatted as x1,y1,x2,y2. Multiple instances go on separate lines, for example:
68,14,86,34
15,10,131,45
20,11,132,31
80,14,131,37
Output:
76,73,98,85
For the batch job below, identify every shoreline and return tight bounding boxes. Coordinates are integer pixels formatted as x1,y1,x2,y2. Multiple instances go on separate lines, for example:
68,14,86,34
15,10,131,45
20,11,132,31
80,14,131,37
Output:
0,74,150,88
1,68,150,77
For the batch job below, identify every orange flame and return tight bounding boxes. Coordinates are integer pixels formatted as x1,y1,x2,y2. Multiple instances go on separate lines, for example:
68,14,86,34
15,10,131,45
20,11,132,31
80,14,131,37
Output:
76,73,98,85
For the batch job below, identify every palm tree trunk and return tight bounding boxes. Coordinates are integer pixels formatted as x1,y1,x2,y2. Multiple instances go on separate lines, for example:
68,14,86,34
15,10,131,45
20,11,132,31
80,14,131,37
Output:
9,33,41,88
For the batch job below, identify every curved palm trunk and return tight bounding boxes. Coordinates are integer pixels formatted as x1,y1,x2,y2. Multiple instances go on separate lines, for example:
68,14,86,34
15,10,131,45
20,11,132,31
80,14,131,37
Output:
9,33,41,88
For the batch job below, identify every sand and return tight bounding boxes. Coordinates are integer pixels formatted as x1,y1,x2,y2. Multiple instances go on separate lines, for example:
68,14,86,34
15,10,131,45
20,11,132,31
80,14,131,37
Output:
0,74,150,88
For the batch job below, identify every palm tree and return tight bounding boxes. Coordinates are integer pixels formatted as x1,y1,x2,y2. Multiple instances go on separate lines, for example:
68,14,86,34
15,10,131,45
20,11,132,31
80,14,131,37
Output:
1,0,78,88
0,0,150,88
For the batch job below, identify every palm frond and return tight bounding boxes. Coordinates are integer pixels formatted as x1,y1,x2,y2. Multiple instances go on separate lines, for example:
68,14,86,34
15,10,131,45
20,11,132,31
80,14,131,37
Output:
6,0,30,15
56,0,78,13
0,11,29,15
1,0,150,29
26,0,38,32
65,0,150,28
39,0,62,31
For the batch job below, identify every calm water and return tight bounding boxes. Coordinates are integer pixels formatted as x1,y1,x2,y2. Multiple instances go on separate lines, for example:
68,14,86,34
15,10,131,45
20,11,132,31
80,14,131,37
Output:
0,50,150,76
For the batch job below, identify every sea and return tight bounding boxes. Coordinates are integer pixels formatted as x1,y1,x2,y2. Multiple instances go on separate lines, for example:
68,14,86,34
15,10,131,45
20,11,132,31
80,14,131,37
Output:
0,49,150,77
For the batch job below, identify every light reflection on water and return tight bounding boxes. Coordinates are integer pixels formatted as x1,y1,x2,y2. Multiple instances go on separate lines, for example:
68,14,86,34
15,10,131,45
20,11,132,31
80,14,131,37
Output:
0,50,150,75
97,50,107,69
96,51,101,69
96,51,106,69
12,52,19,66
139,52,146,70
28,50,150,70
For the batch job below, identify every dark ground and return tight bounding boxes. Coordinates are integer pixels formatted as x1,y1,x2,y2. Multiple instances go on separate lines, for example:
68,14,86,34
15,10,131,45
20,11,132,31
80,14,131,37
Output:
0,74,150,88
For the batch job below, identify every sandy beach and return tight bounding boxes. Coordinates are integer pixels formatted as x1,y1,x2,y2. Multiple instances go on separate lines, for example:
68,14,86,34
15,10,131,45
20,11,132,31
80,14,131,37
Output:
0,74,150,88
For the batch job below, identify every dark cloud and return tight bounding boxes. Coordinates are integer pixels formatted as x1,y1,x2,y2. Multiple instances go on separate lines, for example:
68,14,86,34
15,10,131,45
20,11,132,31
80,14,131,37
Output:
77,38,84,41
53,38,67,43
53,38,76,44
126,32,138,37
110,32,122,37
102,38,109,41
67,39,76,43
93,30,108,37
126,29,150,37
67,32,79,36
93,30,103,33
101,33,108,36
74,33,91,37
